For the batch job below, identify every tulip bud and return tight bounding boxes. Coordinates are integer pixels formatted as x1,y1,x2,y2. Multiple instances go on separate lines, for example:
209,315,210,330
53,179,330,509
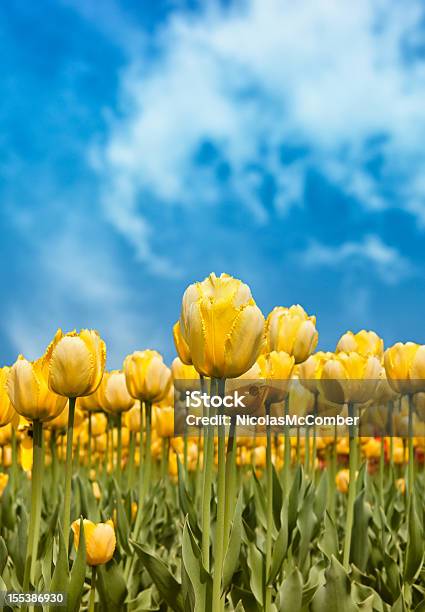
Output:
297,352,333,394
47,329,106,398
336,330,384,359
320,352,381,404
265,305,318,363
124,404,141,432
156,406,174,438
7,356,67,422
171,358,199,381
0,367,17,427
256,351,295,401
99,371,134,414
179,273,265,378
172,321,192,365
0,472,9,497
336,469,350,493
71,518,116,566
123,350,171,402
384,342,425,394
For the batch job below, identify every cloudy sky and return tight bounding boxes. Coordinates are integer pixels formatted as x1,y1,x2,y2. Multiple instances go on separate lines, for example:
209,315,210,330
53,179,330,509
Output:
1,0,425,367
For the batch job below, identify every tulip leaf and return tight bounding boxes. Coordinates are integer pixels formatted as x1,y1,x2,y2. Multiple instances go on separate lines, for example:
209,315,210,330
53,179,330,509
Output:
231,585,262,612
311,556,357,612
50,524,70,612
404,497,424,583
177,455,201,539
278,567,303,612
296,484,316,567
0,537,7,576
288,466,302,536
67,517,87,612
313,471,328,525
350,490,372,571
132,541,184,612
181,518,211,612
223,491,243,592
113,479,131,555
97,558,128,611
268,498,288,584
318,511,339,561
272,465,283,530
247,542,264,606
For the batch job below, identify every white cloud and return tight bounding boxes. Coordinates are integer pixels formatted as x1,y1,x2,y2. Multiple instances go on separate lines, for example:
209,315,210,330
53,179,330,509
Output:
88,0,425,268
300,234,413,284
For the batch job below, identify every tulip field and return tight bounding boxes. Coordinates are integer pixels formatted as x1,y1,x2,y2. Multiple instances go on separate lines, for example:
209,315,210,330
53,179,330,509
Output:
1,273,425,611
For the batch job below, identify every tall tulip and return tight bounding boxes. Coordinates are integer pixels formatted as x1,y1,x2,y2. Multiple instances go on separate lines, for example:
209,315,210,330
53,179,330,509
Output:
384,342,425,499
44,329,106,550
264,305,318,363
7,354,68,590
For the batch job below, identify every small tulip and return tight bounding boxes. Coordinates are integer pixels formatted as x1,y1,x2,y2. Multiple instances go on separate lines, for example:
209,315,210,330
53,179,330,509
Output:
71,519,116,566
336,469,350,493
0,367,17,427
179,273,265,378
156,406,174,438
7,356,67,422
47,329,106,398
124,350,171,402
99,371,134,414
336,330,384,359
384,342,425,394
265,305,318,363
172,321,192,365
297,352,333,394
0,472,9,496
320,352,381,404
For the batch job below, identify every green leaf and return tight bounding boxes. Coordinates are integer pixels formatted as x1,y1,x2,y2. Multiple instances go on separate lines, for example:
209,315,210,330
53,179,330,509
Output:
288,466,302,535
50,524,70,612
247,542,264,607
313,471,328,525
404,498,424,583
311,556,357,612
67,517,87,612
350,490,372,572
318,511,339,561
269,499,288,584
278,568,303,612
296,484,316,567
97,559,128,612
223,491,243,592
272,465,283,530
113,479,131,555
132,541,184,612
177,455,201,539
181,518,211,612
231,585,262,612
0,537,7,576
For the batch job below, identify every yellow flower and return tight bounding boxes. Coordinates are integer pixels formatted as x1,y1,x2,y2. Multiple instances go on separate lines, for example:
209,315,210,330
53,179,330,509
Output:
124,404,141,432
92,481,101,500
99,371,134,414
0,472,9,496
320,352,381,404
363,438,381,459
265,305,318,363
71,519,116,566
20,433,33,471
396,478,406,494
297,352,333,394
90,412,108,437
7,355,67,422
78,387,103,412
47,329,106,398
336,330,384,359
256,351,295,401
384,342,425,394
172,321,192,365
156,406,174,438
287,377,315,416
336,469,350,493
171,358,199,380
179,273,265,378
0,367,17,427
123,350,171,402
45,403,84,432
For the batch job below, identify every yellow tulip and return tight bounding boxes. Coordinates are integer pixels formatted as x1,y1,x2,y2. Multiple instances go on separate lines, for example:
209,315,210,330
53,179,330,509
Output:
0,472,9,496
256,351,295,401
396,478,406,494
384,342,425,394
363,438,381,459
90,412,108,437
172,321,192,365
336,469,350,493
320,352,381,404
265,305,318,363
123,350,171,402
46,403,84,432
78,387,103,412
171,358,199,380
71,519,116,566
297,352,333,394
179,273,265,378
124,404,141,432
287,376,315,416
156,406,174,438
47,329,106,398
0,367,17,427
7,356,67,422
100,371,134,414
336,330,384,359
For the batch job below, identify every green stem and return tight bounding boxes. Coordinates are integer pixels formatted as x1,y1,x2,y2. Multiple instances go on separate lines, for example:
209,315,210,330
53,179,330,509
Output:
88,565,96,612
23,420,44,593
88,412,92,473
11,428,17,494
283,398,291,496
407,395,414,499
51,430,58,502
265,401,273,612
388,401,394,471
143,402,152,499
63,397,76,552
212,378,226,612
379,436,385,507
311,395,318,481
343,402,357,569
201,378,214,571
127,431,135,489
116,413,122,485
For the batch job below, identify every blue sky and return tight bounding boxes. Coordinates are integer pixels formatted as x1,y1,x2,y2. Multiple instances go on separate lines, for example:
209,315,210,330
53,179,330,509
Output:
1,0,425,368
